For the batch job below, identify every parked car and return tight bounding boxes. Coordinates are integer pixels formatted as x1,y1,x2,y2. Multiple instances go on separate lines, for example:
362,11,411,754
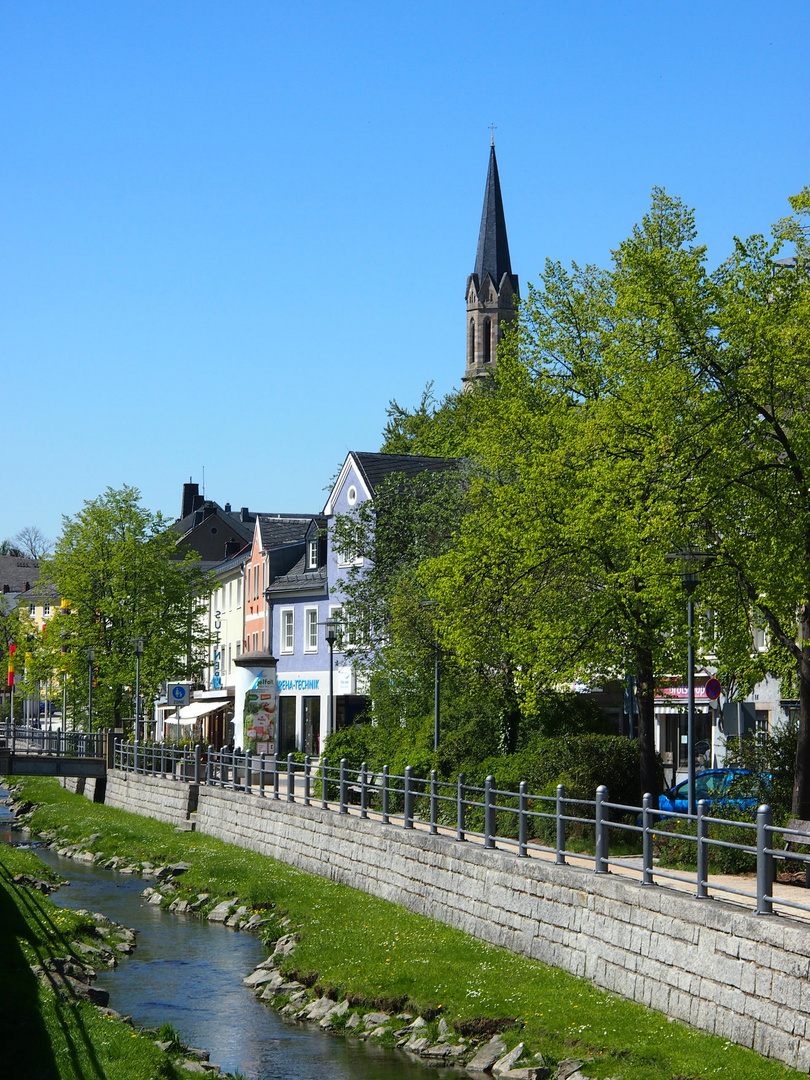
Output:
658,768,768,815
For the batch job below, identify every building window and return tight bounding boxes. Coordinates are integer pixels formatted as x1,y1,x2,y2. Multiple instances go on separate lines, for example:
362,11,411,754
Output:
253,632,258,652
347,485,357,506
253,566,259,600
331,604,356,648
237,578,242,606
307,539,318,569
468,318,474,365
28,603,35,617
281,609,294,653
228,581,233,610
304,608,318,652
483,316,491,363
236,641,241,658
43,604,50,617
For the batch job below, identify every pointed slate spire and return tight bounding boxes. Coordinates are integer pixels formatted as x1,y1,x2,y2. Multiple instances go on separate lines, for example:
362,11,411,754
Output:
464,141,519,387
474,143,513,287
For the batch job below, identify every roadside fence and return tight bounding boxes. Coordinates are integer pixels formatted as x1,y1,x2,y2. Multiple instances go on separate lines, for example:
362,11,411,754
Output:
1,722,104,760
111,739,810,922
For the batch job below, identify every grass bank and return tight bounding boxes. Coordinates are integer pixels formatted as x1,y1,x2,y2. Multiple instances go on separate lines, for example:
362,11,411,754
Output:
0,840,197,1080
12,776,805,1080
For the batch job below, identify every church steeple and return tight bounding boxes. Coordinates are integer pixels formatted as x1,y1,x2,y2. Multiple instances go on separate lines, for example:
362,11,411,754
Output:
464,141,519,386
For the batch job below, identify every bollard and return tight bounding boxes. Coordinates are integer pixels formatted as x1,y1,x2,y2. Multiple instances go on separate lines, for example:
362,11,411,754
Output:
696,800,709,899
518,780,528,857
457,773,466,841
556,784,566,864
404,766,414,829
756,804,774,915
430,770,438,835
321,756,328,809
594,785,609,874
484,776,495,849
381,765,390,823
641,793,653,885
360,761,368,819
339,758,348,814
304,756,311,805
287,753,294,802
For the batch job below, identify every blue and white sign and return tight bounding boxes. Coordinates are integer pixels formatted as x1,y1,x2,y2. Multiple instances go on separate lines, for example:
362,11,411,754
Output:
167,682,191,706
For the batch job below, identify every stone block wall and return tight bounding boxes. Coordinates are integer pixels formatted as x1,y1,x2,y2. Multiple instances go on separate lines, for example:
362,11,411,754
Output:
103,772,196,826
93,773,810,1071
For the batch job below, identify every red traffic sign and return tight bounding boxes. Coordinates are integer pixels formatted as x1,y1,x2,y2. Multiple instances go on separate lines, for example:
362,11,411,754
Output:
704,677,722,701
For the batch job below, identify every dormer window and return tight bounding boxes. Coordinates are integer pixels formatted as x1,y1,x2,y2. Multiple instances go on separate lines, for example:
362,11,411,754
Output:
307,538,319,569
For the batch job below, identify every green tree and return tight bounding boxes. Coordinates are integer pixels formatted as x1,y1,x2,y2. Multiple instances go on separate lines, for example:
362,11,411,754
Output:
40,486,213,730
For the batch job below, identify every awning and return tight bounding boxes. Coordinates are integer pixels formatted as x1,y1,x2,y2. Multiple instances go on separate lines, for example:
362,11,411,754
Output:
177,701,227,721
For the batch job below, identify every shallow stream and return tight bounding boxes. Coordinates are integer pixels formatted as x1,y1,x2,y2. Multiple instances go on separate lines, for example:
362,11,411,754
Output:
0,790,455,1080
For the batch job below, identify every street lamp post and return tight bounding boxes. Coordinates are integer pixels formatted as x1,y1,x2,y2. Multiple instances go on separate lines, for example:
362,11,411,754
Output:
324,619,337,738
668,549,708,817
132,637,144,744
86,648,94,735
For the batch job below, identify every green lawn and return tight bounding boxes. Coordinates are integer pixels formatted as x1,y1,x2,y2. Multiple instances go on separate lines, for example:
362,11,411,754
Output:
10,776,807,1080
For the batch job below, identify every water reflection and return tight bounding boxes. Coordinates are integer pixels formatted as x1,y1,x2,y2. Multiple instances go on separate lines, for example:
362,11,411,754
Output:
1,788,457,1080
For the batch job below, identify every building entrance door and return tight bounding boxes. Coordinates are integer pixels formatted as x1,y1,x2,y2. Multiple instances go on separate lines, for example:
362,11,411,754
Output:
302,696,320,755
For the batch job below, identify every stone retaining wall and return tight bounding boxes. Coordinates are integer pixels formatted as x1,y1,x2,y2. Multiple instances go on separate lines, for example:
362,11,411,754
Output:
103,772,196,826
96,773,810,1071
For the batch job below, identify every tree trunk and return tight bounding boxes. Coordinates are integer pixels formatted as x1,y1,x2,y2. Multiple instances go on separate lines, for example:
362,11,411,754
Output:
792,606,810,817
636,646,659,799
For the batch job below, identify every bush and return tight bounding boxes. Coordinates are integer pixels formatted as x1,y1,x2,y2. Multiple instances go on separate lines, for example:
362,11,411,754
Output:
655,812,758,874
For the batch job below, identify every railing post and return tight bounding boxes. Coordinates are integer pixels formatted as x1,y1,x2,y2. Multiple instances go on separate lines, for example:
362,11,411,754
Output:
231,747,237,791
205,746,211,785
457,772,466,841
339,758,348,814
518,780,528,857
272,754,279,800
287,753,294,802
641,792,654,885
756,804,774,915
161,742,167,779
429,770,438,835
360,761,368,819
556,783,566,864
304,756,311,805
696,799,709,899
381,764,390,823
594,785,609,874
321,756,328,809
244,751,252,795
484,775,495,849
404,766,414,829
258,752,266,797
194,743,202,785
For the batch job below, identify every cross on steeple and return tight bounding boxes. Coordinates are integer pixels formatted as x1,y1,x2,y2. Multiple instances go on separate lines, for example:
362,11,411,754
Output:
488,123,497,147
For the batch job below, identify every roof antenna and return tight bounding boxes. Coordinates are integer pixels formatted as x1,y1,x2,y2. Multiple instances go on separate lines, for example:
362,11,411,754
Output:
202,465,205,499
489,123,497,147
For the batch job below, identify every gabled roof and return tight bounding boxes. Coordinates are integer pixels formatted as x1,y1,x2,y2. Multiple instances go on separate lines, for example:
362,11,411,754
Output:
266,554,328,595
0,555,41,595
257,515,323,551
323,452,459,515
472,143,518,295
173,502,254,545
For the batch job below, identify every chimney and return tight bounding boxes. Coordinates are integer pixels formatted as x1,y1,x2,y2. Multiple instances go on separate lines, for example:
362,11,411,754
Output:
224,502,232,514
192,494,205,512
240,507,250,522
193,510,203,527
182,481,199,520
224,540,241,559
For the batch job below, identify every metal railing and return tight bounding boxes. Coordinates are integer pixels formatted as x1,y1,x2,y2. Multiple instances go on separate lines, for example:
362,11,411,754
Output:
1,722,104,759
111,740,810,921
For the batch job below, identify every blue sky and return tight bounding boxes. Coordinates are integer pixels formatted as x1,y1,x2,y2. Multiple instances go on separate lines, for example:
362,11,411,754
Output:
2,1,809,543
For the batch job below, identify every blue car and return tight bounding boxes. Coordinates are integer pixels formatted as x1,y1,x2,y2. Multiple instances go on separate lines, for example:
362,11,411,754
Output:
658,768,767,815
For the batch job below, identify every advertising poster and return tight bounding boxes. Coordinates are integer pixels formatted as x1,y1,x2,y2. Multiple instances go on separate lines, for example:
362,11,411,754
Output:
244,669,277,753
